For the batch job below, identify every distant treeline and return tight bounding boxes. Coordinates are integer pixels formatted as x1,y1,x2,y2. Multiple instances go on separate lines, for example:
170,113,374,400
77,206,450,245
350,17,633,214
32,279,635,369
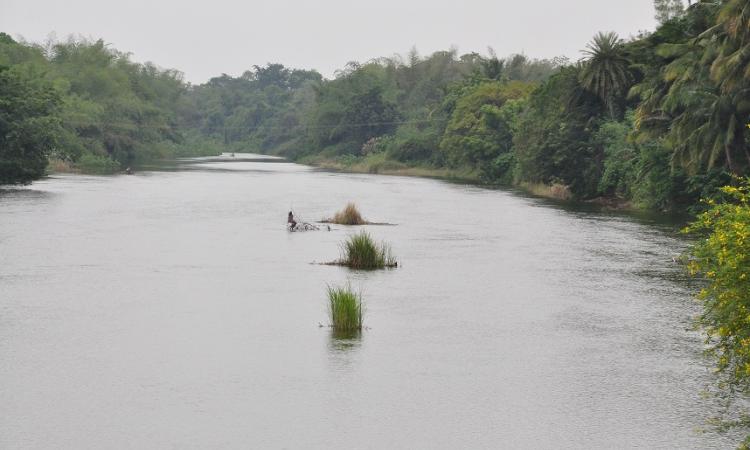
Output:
1,0,749,212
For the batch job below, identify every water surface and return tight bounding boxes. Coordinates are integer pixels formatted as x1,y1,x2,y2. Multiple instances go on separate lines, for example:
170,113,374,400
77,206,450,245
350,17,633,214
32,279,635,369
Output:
0,154,738,448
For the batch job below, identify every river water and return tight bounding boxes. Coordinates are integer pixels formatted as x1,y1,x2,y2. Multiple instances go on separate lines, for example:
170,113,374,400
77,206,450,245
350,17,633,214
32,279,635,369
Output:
0,154,740,448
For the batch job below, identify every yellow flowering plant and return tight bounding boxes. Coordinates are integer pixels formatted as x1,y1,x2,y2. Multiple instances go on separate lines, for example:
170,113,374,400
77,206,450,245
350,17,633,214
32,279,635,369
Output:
685,178,750,386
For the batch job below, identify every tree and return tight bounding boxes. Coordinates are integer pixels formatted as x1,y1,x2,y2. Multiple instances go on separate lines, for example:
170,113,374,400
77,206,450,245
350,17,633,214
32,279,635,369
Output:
706,0,750,170
439,81,533,181
634,3,749,175
0,66,62,184
654,0,685,24
579,32,632,120
514,66,604,197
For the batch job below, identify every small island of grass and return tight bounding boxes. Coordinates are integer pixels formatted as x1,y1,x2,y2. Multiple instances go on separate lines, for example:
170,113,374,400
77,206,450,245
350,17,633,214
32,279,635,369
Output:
327,284,364,332
322,202,367,225
322,202,395,226
324,231,398,270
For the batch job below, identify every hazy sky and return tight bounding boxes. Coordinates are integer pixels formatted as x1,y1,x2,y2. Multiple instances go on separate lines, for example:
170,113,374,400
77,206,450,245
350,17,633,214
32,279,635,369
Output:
1,0,657,84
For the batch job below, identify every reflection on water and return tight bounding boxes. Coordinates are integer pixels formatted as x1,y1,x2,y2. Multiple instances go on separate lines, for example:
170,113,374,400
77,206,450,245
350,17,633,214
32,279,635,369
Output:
0,153,742,449
329,329,363,349
0,187,54,201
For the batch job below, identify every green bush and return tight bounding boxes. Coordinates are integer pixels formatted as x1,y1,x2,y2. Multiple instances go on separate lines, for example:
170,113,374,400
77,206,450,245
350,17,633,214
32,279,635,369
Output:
76,152,121,174
686,179,750,387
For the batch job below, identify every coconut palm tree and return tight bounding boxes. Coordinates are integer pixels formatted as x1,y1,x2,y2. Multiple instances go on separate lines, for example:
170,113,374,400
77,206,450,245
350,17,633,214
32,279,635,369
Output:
709,0,750,95
579,32,633,120
633,2,750,174
706,0,750,169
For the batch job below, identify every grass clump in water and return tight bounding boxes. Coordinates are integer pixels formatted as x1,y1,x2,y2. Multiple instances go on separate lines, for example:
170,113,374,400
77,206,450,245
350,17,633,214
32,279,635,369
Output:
340,231,397,269
326,202,367,225
327,284,363,331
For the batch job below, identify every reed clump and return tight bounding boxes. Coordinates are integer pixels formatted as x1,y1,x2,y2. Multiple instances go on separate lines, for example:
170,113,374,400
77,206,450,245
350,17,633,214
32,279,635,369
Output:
326,202,367,225
327,284,363,331
340,231,397,270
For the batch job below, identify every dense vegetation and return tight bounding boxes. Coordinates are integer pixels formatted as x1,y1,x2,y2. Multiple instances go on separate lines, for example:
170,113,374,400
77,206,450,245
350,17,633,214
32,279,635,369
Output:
686,178,750,446
179,0,749,212
0,33,216,182
1,0,748,214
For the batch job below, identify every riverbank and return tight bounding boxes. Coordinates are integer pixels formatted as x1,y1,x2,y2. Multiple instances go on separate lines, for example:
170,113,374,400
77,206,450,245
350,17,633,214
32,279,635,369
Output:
297,153,637,212
46,147,224,176
44,151,645,214
297,153,480,183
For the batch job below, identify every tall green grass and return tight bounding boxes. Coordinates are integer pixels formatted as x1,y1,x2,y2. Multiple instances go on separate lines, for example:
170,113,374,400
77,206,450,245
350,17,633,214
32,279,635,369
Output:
341,231,397,269
327,284,363,331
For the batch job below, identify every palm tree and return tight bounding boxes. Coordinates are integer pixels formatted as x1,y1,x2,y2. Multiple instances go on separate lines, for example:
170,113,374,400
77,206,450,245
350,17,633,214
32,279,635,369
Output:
707,0,750,169
710,0,750,94
633,1,750,175
579,32,632,120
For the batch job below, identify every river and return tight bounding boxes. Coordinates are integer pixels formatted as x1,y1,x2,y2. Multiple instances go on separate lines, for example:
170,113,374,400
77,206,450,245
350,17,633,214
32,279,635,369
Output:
0,154,740,448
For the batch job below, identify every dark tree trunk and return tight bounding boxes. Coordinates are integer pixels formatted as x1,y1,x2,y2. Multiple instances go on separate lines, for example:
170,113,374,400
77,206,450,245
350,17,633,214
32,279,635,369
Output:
725,142,737,175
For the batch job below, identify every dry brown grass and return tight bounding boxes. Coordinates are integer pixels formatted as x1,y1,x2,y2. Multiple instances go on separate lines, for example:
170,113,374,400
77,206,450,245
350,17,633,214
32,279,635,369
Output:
520,182,572,201
47,159,78,174
325,202,367,225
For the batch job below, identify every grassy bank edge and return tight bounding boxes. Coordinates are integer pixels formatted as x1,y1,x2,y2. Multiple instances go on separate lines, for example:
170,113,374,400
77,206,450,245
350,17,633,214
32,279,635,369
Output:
46,147,224,176
298,153,479,183
298,154,637,211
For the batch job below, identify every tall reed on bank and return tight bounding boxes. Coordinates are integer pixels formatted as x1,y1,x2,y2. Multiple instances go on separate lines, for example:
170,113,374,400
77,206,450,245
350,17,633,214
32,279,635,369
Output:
327,284,363,331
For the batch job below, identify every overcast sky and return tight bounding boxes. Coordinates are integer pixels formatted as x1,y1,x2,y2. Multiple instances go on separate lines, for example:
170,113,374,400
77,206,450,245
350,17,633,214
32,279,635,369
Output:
1,0,657,84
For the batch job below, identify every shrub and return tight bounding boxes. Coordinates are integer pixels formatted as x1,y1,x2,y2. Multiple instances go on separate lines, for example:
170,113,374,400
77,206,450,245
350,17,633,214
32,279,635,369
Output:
685,179,750,389
76,153,121,174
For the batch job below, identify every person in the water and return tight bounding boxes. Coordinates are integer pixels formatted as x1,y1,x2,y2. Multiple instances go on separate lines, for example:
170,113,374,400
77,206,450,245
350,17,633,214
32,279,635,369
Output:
287,211,297,228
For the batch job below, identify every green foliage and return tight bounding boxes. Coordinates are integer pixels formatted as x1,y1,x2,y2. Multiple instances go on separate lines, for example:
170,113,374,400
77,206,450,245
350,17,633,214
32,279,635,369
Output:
0,35,214,183
327,284,363,331
594,116,637,198
513,66,603,198
2,5,747,214
440,81,533,183
654,0,685,24
340,231,396,270
306,64,400,156
633,2,750,175
75,152,120,173
377,126,440,163
629,140,683,210
580,32,633,120
183,63,321,156
0,65,62,184
181,49,560,169
685,178,750,418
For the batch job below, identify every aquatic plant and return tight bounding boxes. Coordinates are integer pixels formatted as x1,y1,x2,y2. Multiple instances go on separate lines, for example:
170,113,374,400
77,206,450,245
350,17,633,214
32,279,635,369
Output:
326,202,366,225
340,231,396,270
327,284,363,331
